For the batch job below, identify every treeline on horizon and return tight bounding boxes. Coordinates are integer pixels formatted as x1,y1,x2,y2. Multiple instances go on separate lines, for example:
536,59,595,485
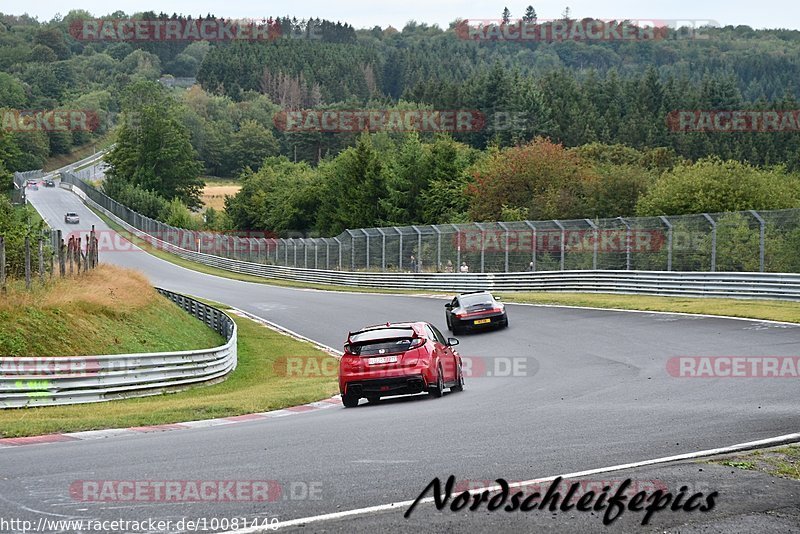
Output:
2,9,800,237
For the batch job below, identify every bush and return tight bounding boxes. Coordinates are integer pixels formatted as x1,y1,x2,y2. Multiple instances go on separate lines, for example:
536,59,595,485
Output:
636,158,800,216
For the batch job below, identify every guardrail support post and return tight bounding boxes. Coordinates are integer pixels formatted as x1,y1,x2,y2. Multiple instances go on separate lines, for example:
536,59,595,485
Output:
584,219,598,270
553,220,566,271
659,216,673,271
750,210,766,272
702,213,717,272
617,217,632,270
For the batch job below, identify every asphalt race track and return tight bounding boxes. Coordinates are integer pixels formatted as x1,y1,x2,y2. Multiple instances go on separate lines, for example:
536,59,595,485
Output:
5,183,798,532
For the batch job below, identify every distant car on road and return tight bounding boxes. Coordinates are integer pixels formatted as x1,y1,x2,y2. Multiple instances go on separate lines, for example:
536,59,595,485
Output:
445,290,508,335
64,212,80,224
26,180,38,190
43,179,55,187
339,321,463,407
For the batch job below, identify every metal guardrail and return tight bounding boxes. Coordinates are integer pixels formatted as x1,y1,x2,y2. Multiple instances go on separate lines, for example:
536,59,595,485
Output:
11,170,43,205
0,289,237,408
60,183,800,301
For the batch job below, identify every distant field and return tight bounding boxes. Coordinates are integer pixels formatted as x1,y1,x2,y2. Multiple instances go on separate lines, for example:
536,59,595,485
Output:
201,179,241,210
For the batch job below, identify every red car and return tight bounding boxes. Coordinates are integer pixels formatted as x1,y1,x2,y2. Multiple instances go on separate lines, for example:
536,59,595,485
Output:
339,322,464,408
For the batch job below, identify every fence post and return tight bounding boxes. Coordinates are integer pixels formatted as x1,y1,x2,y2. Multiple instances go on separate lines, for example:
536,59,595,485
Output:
377,228,386,271
702,213,717,272
475,222,485,273
59,237,66,277
395,227,403,271
749,210,765,273
585,219,598,270
49,231,54,279
617,217,631,270
524,221,536,272
553,220,566,271
76,236,82,273
659,216,673,271
349,232,355,270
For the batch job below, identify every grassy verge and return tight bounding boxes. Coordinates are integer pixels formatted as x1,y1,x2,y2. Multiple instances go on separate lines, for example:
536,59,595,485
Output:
0,264,222,357
88,206,800,324
710,445,800,481
0,300,339,438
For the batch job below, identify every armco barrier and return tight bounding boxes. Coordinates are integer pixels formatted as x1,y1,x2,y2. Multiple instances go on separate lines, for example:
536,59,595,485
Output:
58,180,800,300
0,289,237,408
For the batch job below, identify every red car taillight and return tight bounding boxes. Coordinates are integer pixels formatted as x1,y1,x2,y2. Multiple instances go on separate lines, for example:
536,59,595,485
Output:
340,355,360,370
457,307,503,318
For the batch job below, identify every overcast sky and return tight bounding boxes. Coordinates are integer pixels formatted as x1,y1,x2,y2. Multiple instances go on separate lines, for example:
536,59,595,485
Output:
12,0,800,31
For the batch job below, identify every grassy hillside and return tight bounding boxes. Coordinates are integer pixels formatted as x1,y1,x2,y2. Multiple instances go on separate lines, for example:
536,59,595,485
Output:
0,264,223,356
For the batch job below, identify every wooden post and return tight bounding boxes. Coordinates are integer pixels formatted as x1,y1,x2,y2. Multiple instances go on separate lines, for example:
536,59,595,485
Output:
0,236,5,293
76,236,82,273
24,235,31,290
69,236,75,274
59,239,66,277
90,225,96,269
49,236,54,279
38,235,44,284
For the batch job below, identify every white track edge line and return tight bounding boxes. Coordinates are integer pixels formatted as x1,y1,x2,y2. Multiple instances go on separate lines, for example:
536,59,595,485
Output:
222,432,800,532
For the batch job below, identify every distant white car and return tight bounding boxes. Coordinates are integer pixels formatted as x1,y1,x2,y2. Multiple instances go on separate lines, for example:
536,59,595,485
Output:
64,212,80,224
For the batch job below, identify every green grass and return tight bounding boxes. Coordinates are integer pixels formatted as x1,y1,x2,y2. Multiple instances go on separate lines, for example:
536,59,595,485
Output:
0,265,223,357
710,446,800,480
0,303,339,438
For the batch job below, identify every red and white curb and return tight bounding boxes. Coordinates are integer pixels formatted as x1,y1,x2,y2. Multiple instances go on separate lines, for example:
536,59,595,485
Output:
0,396,342,449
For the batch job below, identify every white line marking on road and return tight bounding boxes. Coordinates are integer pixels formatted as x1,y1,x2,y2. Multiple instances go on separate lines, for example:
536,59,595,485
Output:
227,308,342,357
221,432,800,532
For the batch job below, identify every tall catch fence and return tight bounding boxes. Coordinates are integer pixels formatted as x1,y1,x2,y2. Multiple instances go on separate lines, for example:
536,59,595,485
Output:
61,172,800,275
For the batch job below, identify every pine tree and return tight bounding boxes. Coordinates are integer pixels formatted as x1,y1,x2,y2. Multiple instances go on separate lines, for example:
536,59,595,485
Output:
523,6,537,23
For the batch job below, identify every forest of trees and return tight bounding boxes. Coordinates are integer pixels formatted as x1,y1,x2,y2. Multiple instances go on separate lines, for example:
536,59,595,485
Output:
2,8,800,237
